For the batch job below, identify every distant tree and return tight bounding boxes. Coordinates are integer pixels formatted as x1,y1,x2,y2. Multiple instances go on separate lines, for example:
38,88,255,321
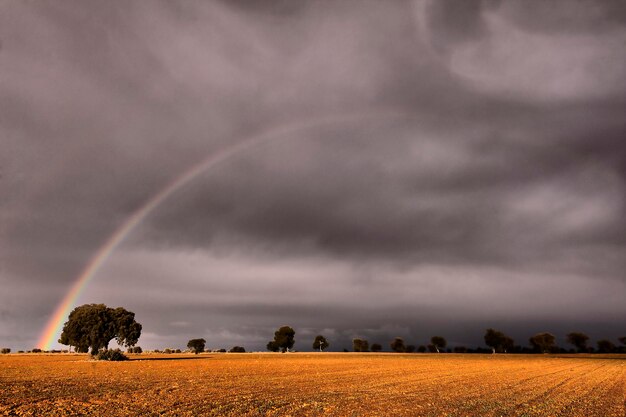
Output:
58,304,142,355
312,335,329,352
406,345,416,353
417,345,426,353
453,346,467,353
566,332,590,353
127,346,142,354
268,326,295,353
484,328,508,353
430,336,447,353
529,332,556,353
187,338,206,354
371,343,382,352
596,339,615,353
353,338,369,352
229,346,246,353
1,348,10,354
502,337,515,353
390,337,406,353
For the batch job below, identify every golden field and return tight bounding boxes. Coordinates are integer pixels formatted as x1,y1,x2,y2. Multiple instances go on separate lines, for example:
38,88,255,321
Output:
0,353,624,416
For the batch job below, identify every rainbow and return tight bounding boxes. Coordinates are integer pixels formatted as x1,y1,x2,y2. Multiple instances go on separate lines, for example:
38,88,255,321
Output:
37,110,407,350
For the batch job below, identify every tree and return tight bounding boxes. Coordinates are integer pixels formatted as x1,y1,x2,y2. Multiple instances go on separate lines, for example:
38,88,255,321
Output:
430,336,447,353
353,338,369,352
566,332,589,353
390,337,406,353
58,304,142,355
529,332,556,353
371,343,382,352
406,345,416,353
502,337,515,353
312,335,329,352
484,328,504,353
596,339,615,353
618,337,626,346
229,346,246,353
268,326,295,353
187,338,206,354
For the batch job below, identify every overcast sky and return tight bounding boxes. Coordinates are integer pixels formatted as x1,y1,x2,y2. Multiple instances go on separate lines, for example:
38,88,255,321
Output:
1,0,625,352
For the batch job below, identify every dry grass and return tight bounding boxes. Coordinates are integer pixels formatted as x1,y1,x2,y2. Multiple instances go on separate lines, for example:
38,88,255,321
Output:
1,353,624,416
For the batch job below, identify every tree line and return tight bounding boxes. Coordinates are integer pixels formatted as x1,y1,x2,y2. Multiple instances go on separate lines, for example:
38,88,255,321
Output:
8,304,621,359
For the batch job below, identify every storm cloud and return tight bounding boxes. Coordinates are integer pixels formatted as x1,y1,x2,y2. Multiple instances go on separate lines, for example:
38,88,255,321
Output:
1,0,625,351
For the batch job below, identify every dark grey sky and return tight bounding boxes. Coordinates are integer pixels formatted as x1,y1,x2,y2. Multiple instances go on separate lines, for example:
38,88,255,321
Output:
1,0,625,351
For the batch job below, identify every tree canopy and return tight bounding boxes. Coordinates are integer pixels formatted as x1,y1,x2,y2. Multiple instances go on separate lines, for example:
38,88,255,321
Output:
187,338,206,354
566,332,589,353
390,337,406,353
529,332,556,353
430,336,447,353
312,335,329,352
352,338,369,352
58,304,142,355
484,328,514,353
267,326,295,353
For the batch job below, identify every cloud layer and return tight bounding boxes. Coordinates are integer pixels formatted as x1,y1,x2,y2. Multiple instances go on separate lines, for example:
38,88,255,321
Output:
1,0,625,351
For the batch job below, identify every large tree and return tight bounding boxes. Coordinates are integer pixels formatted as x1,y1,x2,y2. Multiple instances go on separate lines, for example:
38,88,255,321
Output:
267,326,295,353
566,332,589,353
312,335,329,352
430,336,447,353
58,304,142,355
187,338,206,354
529,332,556,353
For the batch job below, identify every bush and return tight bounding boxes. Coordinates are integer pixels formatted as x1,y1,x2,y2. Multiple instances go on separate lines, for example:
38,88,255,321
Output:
214,348,226,353
1,348,10,354
30,348,42,353
95,349,129,361
127,346,142,354
229,346,246,353
163,348,173,354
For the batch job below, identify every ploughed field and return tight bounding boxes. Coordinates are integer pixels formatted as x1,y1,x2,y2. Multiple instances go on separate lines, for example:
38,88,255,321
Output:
1,353,624,416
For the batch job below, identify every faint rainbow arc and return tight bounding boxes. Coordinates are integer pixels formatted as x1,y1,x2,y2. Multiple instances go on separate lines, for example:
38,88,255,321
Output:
37,110,407,350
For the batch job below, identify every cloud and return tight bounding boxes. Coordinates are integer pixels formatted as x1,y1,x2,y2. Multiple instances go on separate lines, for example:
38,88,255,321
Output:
1,0,624,350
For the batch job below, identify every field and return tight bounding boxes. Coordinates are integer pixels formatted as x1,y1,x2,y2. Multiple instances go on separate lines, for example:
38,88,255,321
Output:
1,353,624,416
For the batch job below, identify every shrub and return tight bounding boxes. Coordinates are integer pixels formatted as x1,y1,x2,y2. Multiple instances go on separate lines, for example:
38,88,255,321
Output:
95,349,129,361
229,346,246,353
30,348,42,353
163,348,173,354
1,348,10,354
127,346,142,354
